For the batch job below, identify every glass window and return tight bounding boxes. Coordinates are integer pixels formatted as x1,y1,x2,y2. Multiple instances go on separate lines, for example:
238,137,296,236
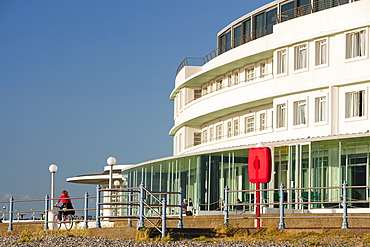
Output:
227,122,232,138
246,67,254,82
315,39,328,66
294,44,308,70
346,30,366,59
234,72,239,85
260,63,266,78
294,100,307,125
194,89,202,100
194,133,201,146
254,12,265,39
228,75,232,87
277,49,287,74
260,113,266,131
202,130,208,143
216,125,223,140
243,19,252,43
266,8,277,35
315,97,326,122
345,90,365,118
297,0,311,16
219,30,231,54
234,119,239,136
281,1,295,22
277,103,286,128
245,116,255,133
233,24,243,48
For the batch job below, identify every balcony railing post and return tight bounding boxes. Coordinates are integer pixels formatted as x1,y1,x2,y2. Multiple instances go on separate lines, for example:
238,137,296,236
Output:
44,194,49,230
84,192,89,229
342,181,349,229
7,196,13,232
137,182,145,228
178,187,183,228
95,185,101,228
224,186,229,225
162,198,167,239
278,183,286,229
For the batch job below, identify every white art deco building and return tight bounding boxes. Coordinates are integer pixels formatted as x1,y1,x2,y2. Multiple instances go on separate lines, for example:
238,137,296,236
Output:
69,0,370,213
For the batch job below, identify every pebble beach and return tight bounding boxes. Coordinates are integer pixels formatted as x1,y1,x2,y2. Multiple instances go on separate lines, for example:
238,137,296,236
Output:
0,235,369,247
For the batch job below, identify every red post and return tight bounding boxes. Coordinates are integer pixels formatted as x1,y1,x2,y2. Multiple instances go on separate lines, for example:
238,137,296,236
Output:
248,146,272,229
256,182,260,229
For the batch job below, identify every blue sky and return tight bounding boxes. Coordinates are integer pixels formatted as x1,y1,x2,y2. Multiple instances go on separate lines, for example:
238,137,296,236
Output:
0,0,270,212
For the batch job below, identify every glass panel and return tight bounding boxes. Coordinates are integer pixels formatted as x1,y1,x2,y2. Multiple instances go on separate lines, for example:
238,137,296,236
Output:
266,8,277,35
243,19,252,43
281,1,295,22
233,24,243,47
254,12,265,39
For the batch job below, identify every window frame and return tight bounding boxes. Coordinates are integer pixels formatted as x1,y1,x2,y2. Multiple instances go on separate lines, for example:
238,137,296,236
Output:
245,115,255,133
314,96,327,123
233,119,239,136
259,112,266,131
315,38,329,67
345,29,367,61
277,48,288,76
293,100,307,126
294,43,308,72
245,66,255,82
345,90,366,119
276,103,287,129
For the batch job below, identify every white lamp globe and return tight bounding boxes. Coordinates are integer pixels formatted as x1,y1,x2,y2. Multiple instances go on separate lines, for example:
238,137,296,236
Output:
114,180,121,187
49,164,58,173
107,156,117,166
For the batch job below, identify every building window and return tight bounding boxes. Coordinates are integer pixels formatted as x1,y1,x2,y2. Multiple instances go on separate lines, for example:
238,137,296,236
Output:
216,79,222,90
315,97,326,122
294,100,307,125
194,133,201,146
245,116,255,133
276,103,286,128
315,39,328,66
294,44,308,70
345,90,365,118
234,119,239,136
346,30,366,59
219,30,231,54
227,122,232,138
194,89,202,100
202,130,208,143
216,125,223,140
246,67,254,82
228,75,232,87
277,49,287,74
260,113,266,131
260,63,266,78
234,72,239,85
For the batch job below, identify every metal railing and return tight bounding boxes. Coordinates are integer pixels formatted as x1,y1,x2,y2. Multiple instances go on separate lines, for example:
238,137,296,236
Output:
176,0,353,75
224,181,370,229
96,182,183,239
1,184,183,238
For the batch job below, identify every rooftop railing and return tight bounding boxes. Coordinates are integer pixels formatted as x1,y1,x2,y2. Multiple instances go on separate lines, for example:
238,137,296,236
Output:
176,0,353,75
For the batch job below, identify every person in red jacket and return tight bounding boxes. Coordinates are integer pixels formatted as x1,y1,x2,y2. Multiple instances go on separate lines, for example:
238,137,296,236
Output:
54,190,74,220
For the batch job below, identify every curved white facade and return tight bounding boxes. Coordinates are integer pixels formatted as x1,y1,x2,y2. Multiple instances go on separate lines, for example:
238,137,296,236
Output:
171,0,370,156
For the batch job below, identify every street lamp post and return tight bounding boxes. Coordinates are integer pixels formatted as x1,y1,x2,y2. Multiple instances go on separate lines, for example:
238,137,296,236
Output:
48,164,58,230
106,157,116,217
106,157,116,189
48,164,58,204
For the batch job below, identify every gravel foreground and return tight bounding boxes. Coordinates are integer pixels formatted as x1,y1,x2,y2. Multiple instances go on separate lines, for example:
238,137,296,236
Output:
0,235,369,247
